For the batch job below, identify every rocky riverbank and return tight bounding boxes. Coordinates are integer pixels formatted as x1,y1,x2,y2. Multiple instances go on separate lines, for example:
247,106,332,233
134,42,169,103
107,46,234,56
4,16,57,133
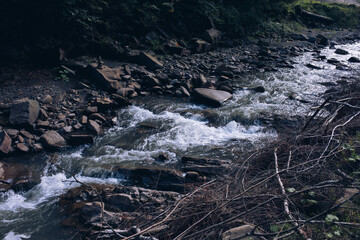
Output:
1,28,360,239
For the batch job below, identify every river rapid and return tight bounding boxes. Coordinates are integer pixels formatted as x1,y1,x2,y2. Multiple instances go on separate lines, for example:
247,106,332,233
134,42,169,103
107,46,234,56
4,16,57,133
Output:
1,42,360,240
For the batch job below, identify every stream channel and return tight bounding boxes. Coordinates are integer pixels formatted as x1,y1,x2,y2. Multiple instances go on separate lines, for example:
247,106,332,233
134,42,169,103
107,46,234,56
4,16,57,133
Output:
1,42,360,239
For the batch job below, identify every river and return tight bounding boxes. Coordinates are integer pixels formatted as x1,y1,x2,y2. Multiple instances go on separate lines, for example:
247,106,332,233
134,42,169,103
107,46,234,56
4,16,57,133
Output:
1,42,360,240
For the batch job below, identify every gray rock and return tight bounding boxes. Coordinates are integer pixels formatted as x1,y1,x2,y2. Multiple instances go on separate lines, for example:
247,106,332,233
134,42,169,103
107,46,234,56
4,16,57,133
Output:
9,99,40,126
41,130,67,148
193,88,232,107
0,131,12,154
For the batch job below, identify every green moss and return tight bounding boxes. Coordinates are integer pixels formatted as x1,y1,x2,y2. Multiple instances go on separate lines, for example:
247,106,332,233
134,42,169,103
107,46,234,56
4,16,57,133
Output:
291,0,360,27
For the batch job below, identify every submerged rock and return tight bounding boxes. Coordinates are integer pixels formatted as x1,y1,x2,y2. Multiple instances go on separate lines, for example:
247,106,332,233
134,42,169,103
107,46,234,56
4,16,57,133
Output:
193,88,232,107
335,48,349,55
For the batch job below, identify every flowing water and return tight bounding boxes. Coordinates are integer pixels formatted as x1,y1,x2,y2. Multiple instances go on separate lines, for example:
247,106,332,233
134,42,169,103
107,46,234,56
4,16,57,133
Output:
1,42,360,239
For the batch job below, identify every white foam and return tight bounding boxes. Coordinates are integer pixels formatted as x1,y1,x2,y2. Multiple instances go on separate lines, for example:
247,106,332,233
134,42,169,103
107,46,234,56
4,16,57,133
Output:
3,232,30,240
0,172,121,212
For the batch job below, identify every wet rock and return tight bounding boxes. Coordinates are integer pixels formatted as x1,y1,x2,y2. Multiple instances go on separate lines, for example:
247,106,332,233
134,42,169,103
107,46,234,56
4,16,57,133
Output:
335,49,349,55
0,131,12,154
348,57,360,63
41,130,67,148
68,134,94,146
137,52,163,70
155,153,170,162
306,63,322,69
327,58,340,64
203,28,222,45
193,88,232,107
315,34,329,46
9,99,40,127
85,65,120,93
87,120,102,135
222,224,257,240
250,86,265,93
16,143,29,152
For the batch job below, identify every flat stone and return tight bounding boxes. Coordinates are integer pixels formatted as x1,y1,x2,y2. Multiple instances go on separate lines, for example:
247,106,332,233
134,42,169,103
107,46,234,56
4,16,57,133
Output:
41,130,67,148
193,88,232,107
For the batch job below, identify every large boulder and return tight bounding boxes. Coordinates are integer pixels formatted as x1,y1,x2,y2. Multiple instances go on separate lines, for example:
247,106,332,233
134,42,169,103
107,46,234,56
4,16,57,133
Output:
41,130,67,148
9,99,40,126
85,65,120,93
193,88,232,107
0,131,12,154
